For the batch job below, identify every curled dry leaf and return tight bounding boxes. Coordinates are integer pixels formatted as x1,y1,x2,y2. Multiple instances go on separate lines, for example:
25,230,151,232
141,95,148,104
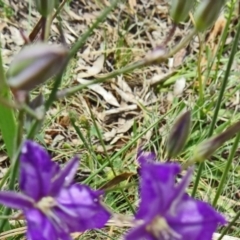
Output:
110,133,124,145
117,76,132,93
104,104,138,115
103,128,117,141
117,119,134,134
51,134,65,148
102,120,134,142
78,54,105,78
112,84,136,104
77,78,120,107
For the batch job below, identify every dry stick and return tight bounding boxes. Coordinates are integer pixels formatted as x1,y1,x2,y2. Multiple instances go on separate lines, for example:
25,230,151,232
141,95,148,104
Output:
40,17,47,41
28,0,68,41
28,17,43,42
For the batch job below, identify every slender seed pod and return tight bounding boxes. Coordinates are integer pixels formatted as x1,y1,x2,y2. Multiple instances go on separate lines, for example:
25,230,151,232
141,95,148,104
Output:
170,0,194,23
7,43,68,92
194,0,226,32
166,110,191,158
193,121,240,162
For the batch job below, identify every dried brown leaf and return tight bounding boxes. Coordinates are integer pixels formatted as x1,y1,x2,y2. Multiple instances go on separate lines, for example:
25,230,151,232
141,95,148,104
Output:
78,55,105,78
99,172,134,190
77,78,120,107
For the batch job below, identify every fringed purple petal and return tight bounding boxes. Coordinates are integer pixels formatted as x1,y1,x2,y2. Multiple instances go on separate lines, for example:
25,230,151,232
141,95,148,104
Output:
51,157,79,196
0,191,33,209
125,225,154,240
168,196,226,240
125,151,226,240
20,140,56,200
136,162,180,221
55,184,110,232
25,208,72,240
167,167,194,214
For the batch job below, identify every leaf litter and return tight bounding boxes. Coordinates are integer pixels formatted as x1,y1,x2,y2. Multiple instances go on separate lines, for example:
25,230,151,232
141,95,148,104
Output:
0,0,238,164
0,1,240,236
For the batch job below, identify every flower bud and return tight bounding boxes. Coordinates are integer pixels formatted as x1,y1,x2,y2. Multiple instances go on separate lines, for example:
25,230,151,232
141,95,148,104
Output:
193,121,240,162
33,0,56,17
194,0,226,32
166,110,191,158
170,0,194,23
7,43,68,92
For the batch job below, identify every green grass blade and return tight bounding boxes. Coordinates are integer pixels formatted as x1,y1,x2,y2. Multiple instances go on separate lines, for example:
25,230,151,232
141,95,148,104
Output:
0,100,17,158
192,12,240,197
0,41,17,158
212,132,240,207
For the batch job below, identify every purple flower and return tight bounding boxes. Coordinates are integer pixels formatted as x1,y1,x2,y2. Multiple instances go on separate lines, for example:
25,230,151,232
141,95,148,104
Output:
0,140,110,240
125,152,226,240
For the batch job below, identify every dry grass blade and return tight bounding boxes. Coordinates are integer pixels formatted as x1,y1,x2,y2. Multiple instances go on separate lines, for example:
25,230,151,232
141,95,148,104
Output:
2,220,238,240
0,226,26,239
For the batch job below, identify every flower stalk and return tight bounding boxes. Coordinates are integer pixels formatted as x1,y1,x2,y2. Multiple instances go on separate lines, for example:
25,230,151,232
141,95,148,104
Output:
192,18,240,197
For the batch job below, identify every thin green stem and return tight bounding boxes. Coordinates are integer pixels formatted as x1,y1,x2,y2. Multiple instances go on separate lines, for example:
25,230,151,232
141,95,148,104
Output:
89,108,135,214
26,119,41,140
44,16,51,41
45,73,64,110
211,0,235,83
41,17,47,41
197,35,204,103
0,49,7,90
212,132,240,207
90,109,117,176
15,109,24,156
83,106,176,185
192,18,240,197
71,114,135,213
0,38,17,158
54,0,68,18
70,116,100,165
0,114,41,192
58,29,197,100
94,229,115,240
56,60,144,99
218,212,240,240
21,104,43,120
